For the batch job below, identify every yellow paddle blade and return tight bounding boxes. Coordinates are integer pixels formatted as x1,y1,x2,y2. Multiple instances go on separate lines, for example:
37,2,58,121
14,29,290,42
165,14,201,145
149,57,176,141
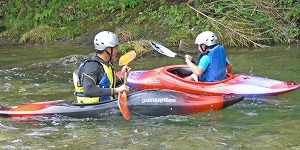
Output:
118,92,130,120
119,50,136,66
117,50,135,120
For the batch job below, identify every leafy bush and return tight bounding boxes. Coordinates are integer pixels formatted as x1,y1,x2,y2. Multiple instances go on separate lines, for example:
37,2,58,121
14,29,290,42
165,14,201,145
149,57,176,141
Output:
119,44,128,54
194,0,300,45
0,0,299,46
1,0,144,42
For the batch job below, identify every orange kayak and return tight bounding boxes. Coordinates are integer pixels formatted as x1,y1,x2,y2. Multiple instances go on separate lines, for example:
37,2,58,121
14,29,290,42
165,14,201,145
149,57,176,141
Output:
118,65,300,97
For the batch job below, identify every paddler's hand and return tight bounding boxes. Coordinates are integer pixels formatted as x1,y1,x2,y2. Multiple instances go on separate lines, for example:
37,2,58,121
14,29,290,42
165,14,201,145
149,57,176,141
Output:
121,65,131,75
185,55,193,63
113,84,130,94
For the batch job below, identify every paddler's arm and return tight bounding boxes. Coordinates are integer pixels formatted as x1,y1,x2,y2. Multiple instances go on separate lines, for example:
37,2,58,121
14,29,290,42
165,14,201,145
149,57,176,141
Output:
114,65,131,93
115,65,131,86
226,58,232,73
185,54,204,77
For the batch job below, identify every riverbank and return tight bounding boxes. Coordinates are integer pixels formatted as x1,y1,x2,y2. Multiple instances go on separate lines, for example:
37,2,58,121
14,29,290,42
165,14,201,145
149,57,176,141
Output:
0,0,299,49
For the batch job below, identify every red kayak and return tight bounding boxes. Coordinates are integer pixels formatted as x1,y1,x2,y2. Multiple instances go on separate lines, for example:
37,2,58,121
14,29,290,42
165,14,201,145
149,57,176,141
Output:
117,65,300,97
0,90,243,118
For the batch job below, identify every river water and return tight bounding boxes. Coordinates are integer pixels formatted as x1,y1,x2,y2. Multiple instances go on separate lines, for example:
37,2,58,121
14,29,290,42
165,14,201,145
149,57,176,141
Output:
0,44,299,149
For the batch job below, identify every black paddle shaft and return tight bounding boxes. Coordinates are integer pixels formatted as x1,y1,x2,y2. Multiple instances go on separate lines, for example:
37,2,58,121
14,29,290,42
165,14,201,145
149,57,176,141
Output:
176,54,197,64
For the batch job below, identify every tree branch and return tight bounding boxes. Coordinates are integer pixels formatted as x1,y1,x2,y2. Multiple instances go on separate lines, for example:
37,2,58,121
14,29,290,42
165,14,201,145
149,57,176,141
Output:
187,3,271,48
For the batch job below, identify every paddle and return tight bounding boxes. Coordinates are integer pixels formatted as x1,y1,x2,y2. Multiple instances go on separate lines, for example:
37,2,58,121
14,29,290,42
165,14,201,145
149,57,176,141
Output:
149,41,196,64
118,50,136,120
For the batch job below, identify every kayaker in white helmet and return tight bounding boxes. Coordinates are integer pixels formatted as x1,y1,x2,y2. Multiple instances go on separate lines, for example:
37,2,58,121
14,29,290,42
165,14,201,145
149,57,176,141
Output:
185,31,232,82
73,31,131,103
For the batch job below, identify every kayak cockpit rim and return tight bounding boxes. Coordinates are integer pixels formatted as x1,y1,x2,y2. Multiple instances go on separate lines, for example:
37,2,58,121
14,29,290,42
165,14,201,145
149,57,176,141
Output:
71,99,117,106
70,90,145,106
164,65,235,85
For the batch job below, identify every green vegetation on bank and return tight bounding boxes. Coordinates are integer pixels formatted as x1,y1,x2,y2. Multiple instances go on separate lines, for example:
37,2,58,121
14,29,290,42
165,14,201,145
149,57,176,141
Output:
0,0,299,48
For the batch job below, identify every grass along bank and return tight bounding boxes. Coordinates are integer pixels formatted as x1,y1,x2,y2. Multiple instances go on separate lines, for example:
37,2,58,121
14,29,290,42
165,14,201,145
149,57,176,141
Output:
0,0,299,50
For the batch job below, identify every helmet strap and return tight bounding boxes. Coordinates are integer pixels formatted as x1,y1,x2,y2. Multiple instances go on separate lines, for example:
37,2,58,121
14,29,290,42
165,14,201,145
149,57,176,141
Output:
104,48,113,62
200,44,207,52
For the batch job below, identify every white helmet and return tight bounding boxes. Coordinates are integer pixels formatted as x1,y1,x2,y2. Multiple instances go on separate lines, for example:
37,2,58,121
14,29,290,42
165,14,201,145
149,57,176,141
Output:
195,31,218,46
94,31,121,51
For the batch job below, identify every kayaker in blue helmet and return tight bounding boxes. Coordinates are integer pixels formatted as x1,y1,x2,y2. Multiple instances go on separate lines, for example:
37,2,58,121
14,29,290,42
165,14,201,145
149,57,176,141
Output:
73,31,131,103
185,31,232,82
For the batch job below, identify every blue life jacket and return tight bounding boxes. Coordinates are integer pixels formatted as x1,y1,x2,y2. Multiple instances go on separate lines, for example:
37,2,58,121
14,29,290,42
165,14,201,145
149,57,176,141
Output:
99,73,111,101
196,45,227,82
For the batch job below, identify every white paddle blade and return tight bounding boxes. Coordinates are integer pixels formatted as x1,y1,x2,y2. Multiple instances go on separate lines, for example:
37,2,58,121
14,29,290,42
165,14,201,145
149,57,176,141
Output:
149,42,176,58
